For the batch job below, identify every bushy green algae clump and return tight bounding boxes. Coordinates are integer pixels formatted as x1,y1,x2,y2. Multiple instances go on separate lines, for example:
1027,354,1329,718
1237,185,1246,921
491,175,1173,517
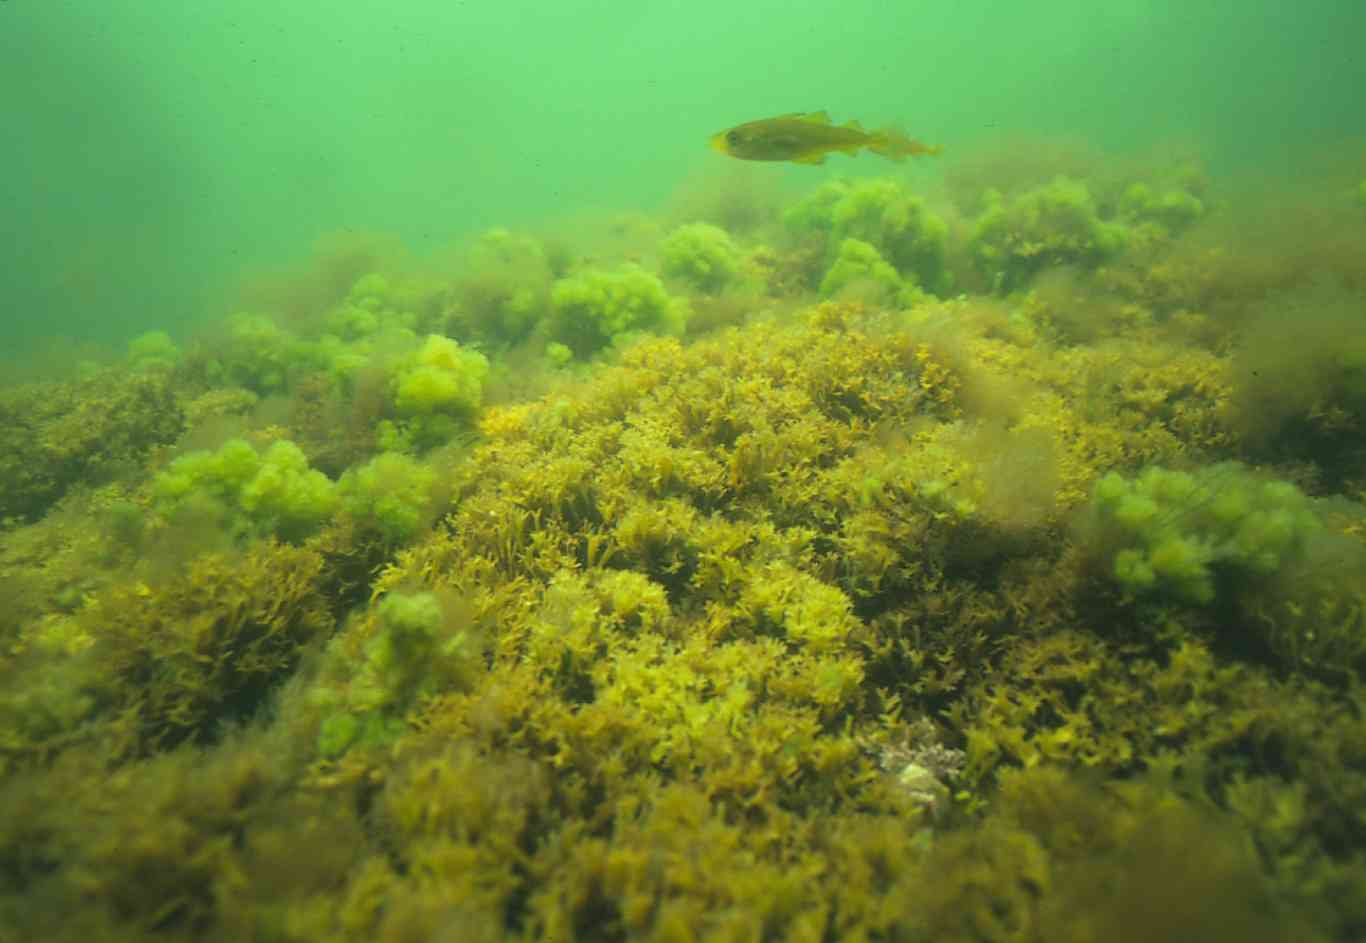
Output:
2,145,1366,942
785,176,949,294
153,438,338,542
658,221,742,293
548,263,688,357
1085,462,1320,605
1078,462,1366,675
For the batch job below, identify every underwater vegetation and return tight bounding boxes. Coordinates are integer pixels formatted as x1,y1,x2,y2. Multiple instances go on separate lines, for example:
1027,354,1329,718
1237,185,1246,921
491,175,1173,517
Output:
2,138,1366,942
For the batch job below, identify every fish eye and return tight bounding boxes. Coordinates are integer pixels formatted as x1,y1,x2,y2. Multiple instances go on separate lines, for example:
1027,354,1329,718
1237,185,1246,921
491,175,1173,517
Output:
726,130,741,145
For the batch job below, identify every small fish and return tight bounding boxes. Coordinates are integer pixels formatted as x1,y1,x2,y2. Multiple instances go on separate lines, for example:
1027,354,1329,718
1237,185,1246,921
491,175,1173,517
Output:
709,111,941,165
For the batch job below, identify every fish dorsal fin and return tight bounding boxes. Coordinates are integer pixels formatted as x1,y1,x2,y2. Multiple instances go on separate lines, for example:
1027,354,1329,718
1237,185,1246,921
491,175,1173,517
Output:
771,111,831,124
843,118,865,132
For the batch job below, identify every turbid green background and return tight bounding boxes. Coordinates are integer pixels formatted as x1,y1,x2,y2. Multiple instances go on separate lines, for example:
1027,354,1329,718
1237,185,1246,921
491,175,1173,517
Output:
2,1,1361,356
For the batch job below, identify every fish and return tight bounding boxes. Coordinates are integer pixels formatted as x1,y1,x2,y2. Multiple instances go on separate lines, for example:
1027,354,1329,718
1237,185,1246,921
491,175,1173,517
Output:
709,111,942,165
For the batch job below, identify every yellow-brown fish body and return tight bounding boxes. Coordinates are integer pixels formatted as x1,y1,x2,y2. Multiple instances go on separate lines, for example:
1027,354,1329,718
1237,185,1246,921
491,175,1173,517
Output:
709,111,941,165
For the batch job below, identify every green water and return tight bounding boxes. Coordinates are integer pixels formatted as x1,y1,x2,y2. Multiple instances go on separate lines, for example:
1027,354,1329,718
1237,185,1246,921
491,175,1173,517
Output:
4,0,1361,359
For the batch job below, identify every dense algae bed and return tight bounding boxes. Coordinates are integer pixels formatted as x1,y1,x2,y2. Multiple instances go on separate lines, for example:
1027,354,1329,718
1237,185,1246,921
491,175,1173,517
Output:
2,145,1366,941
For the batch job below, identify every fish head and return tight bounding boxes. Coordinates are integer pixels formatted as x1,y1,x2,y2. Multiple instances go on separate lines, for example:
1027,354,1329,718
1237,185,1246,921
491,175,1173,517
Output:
709,126,745,155
709,118,813,161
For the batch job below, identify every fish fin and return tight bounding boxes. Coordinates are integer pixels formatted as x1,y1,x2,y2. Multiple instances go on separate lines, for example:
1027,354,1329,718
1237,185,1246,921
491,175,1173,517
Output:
772,110,831,124
868,128,942,162
792,152,827,165
844,118,866,132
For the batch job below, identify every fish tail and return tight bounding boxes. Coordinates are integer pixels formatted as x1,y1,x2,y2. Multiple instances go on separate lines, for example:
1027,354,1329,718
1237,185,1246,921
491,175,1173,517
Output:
868,128,942,162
